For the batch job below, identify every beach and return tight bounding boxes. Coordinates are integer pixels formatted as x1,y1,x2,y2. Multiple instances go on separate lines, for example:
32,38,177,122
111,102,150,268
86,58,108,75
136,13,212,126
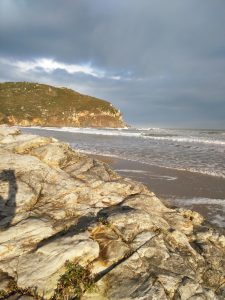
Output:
92,154,225,232
2,124,225,299
21,126,225,232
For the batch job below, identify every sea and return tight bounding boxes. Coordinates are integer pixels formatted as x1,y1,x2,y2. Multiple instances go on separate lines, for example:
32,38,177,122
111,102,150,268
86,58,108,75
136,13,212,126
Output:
23,126,225,178
21,126,225,230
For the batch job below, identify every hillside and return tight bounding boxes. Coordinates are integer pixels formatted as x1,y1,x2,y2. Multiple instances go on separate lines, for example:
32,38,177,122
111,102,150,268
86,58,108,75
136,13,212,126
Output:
0,82,125,128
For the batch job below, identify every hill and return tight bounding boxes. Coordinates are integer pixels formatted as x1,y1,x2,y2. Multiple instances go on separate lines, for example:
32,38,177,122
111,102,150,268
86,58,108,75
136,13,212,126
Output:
0,82,125,127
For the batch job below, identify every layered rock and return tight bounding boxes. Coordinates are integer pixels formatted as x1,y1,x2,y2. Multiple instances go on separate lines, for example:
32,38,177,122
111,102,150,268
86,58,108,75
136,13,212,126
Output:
0,124,224,299
0,82,126,128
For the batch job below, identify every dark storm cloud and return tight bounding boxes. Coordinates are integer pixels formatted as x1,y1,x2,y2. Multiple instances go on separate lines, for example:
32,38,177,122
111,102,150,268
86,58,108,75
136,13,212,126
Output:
0,0,225,128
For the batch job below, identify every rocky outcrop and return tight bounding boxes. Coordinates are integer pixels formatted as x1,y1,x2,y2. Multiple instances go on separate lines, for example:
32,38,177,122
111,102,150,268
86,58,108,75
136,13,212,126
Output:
0,124,224,299
0,82,126,128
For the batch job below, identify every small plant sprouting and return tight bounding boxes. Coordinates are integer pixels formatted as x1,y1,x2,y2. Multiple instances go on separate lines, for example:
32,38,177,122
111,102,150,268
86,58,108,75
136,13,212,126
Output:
52,261,95,300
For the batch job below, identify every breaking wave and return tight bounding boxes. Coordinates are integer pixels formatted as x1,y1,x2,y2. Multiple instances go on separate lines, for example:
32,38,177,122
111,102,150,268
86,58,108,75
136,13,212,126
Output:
25,126,225,145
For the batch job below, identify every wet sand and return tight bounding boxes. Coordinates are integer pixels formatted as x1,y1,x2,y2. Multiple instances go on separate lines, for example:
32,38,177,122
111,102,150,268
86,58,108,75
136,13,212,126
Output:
91,154,225,231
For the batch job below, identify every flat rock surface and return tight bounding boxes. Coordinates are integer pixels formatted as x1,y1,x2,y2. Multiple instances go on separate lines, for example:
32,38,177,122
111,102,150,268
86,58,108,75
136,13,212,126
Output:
0,125,224,299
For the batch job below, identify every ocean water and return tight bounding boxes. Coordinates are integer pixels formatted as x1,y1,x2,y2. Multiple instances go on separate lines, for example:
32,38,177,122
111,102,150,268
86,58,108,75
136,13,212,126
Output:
169,197,225,228
25,126,225,179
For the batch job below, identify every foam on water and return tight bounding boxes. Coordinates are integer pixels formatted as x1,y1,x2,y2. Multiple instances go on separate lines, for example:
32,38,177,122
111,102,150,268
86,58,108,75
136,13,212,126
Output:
24,126,225,144
142,134,225,145
20,126,225,179
171,197,225,206
77,147,225,179
169,197,225,227
115,169,148,174
29,126,141,137
115,169,177,181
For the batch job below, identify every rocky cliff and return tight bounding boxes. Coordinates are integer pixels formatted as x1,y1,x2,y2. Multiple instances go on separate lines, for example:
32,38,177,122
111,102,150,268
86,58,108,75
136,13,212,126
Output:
0,82,125,128
0,124,224,300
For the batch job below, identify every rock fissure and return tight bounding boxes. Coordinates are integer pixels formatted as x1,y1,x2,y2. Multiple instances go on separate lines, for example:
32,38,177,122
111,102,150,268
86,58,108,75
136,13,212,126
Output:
94,232,160,283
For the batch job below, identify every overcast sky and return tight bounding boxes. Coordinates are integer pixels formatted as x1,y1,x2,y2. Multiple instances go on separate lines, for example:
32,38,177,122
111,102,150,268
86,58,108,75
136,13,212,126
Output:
0,0,225,128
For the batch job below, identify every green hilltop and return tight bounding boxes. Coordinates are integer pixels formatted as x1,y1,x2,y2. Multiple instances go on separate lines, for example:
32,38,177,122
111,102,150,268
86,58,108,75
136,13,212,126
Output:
0,82,125,127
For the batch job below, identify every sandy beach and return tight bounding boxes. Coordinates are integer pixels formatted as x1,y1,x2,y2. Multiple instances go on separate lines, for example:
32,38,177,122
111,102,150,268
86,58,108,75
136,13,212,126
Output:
92,154,225,232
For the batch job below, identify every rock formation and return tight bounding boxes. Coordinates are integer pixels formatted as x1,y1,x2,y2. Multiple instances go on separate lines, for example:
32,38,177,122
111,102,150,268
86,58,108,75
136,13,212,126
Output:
0,82,125,128
0,124,224,299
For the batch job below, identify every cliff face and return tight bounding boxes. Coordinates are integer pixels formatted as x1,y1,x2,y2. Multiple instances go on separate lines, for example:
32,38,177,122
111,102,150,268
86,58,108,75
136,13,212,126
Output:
0,125,224,299
0,82,125,128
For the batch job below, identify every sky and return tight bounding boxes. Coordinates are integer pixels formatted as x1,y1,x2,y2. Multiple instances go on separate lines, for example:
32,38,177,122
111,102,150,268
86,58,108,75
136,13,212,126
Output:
0,0,225,129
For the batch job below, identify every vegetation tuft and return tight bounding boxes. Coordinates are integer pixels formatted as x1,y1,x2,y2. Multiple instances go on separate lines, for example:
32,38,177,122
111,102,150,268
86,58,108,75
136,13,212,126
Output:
51,261,96,300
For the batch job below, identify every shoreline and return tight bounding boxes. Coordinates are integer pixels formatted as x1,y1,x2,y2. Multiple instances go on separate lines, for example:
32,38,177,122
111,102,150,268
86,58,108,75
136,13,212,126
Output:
1,124,225,298
91,153,225,232
20,127,225,231
20,126,225,179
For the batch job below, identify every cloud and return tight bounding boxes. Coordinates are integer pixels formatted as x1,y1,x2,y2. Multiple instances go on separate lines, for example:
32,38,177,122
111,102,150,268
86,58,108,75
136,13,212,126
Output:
0,0,225,128
0,57,125,80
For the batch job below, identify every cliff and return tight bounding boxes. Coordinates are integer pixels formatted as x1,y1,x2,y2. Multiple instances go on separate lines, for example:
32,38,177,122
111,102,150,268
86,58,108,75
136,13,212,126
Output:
0,124,224,300
0,82,125,128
